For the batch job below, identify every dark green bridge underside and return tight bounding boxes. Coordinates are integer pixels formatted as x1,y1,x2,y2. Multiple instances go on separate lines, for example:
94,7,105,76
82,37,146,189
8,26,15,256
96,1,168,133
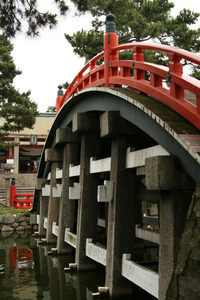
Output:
33,87,200,211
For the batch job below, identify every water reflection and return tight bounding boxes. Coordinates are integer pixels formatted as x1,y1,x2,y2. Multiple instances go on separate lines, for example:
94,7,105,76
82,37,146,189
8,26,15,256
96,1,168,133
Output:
0,232,156,300
0,232,105,300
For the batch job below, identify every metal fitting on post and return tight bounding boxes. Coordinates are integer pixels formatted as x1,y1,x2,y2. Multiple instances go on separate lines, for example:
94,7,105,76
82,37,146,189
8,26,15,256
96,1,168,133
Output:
57,85,63,97
106,13,116,34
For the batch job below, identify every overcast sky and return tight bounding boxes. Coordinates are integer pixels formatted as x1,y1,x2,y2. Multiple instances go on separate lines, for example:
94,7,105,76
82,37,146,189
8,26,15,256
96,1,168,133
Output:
11,1,200,113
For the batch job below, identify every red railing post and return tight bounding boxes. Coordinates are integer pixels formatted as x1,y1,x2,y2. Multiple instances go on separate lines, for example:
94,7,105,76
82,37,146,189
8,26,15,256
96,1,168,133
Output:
168,54,184,99
10,177,16,207
133,46,145,80
56,85,63,114
104,14,118,87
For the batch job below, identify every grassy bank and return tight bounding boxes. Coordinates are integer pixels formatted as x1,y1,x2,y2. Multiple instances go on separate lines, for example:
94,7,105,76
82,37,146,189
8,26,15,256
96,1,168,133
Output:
0,208,29,214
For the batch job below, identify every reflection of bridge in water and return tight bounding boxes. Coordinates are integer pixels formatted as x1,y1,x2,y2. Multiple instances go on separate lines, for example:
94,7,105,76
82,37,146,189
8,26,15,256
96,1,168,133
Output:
32,14,200,299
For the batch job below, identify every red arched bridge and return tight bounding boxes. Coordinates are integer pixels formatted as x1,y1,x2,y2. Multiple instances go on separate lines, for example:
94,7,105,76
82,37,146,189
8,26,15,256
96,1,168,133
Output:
32,14,200,300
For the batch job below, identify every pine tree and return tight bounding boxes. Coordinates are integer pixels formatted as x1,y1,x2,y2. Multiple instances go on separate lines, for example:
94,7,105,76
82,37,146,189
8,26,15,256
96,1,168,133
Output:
67,0,200,70
0,35,38,149
0,0,69,37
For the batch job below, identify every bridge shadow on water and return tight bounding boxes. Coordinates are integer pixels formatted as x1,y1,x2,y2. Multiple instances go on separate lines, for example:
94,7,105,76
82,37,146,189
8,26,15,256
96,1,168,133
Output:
0,232,156,300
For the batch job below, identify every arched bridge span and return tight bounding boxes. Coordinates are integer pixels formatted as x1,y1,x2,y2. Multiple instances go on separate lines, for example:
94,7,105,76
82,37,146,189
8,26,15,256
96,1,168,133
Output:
33,14,200,300
42,87,200,183
34,87,200,300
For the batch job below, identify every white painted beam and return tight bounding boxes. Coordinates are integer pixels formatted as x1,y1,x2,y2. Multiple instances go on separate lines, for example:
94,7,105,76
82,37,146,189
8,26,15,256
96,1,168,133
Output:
86,238,107,266
97,180,113,202
135,225,159,244
97,218,106,228
69,164,80,177
90,157,111,173
122,254,158,298
126,145,170,169
44,217,47,229
53,184,62,197
56,168,63,179
64,228,77,248
69,182,81,200
42,184,50,196
52,222,59,237
37,214,40,225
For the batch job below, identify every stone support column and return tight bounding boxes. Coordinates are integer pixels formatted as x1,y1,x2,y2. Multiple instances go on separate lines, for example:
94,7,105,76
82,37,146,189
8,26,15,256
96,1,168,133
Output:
36,179,48,237
45,148,62,244
101,111,141,298
1,163,14,206
73,112,100,270
14,137,19,175
56,127,80,254
39,195,48,237
145,155,195,300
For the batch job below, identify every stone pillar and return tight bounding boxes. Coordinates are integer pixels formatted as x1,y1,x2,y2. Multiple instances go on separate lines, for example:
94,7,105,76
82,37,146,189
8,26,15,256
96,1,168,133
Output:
73,112,100,270
100,111,141,298
36,179,48,237
56,127,80,254
1,163,14,206
45,148,62,244
14,137,19,175
145,156,195,300
39,195,48,237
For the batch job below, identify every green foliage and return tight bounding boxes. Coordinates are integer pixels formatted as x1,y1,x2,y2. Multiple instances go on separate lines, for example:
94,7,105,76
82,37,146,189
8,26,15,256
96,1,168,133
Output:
0,35,38,149
0,0,69,37
65,29,104,62
0,208,29,214
190,65,200,80
68,0,200,72
46,106,56,113
62,81,70,89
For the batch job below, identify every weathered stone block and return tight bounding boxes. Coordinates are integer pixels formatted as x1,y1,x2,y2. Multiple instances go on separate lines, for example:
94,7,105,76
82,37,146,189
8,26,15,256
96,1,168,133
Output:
16,213,25,223
1,225,14,232
100,111,138,137
4,214,15,224
45,148,63,162
12,222,19,228
20,221,28,227
30,214,37,225
0,215,4,224
16,226,25,231
33,224,38,231
145,156,195,190
25,225,31,231
72,112,99,132
56,127,80,144
36,178,47,190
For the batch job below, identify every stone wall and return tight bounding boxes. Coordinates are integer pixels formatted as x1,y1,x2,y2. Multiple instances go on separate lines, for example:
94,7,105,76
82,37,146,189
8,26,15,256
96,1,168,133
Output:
166,182,200,299
16,173,37,187
0,173,37,189
0,213,38,233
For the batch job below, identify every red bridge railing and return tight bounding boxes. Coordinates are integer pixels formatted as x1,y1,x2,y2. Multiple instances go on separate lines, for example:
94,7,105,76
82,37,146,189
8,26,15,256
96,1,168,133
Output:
57,15,200,129
10,184,33,210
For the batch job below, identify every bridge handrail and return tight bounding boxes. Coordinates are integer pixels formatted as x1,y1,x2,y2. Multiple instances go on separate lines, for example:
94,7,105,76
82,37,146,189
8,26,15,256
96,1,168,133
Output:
112,42,200,65
59,41,200,129
60,51,104,107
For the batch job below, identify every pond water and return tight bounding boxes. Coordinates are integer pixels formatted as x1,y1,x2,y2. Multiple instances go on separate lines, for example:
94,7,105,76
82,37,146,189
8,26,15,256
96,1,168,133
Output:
0,232,156,300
